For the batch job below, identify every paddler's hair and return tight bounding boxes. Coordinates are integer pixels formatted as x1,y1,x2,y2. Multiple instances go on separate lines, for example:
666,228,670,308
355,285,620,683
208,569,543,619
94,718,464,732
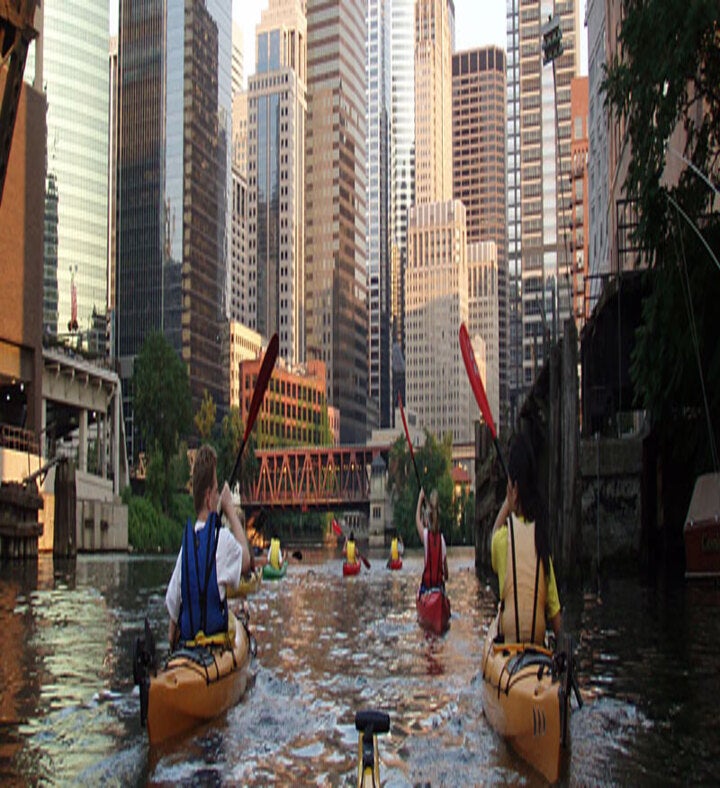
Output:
507,433,550,574
428,488,440,533
193,444,218,514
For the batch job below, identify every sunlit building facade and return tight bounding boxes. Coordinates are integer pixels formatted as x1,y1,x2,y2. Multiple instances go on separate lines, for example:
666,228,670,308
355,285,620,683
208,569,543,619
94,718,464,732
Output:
238,356,336,447
247,0,307,365
452,46,507,428
305,0,368,444
406,200,471,443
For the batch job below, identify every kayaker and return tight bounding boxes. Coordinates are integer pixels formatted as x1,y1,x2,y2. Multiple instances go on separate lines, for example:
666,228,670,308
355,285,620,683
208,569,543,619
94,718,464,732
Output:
267,535,284,570
416,487,449,592
343,531,357,564
165,444,252,651
387,534,404,566
491,433,562,645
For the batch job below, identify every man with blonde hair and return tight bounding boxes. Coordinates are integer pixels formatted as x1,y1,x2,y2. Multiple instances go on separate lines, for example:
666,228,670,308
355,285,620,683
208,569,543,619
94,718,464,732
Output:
165,444,251,650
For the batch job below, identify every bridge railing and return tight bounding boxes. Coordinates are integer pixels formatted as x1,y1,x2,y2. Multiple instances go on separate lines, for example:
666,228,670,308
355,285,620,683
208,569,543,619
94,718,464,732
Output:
242,445,385,510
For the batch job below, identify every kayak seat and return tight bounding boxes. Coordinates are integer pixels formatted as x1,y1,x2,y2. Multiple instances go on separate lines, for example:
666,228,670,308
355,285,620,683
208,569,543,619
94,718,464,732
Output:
506,649,554,679
168,646,216,668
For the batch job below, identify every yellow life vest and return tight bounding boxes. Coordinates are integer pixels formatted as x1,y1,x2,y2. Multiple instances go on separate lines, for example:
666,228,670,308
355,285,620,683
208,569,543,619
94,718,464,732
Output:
269,538,282,570
183,610,237,648
390,537,399,562
347,540,356,564
500,514,547,644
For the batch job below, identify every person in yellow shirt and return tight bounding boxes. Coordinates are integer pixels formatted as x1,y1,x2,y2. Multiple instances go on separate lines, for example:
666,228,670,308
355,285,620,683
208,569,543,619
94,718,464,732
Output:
343,531,357,564
267,535,284,571
491,434,561,645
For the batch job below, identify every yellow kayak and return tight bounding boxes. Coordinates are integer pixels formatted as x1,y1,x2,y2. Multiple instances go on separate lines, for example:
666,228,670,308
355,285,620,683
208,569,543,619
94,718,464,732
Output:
227,566,263,598
134,618,253,745
481,615,580,783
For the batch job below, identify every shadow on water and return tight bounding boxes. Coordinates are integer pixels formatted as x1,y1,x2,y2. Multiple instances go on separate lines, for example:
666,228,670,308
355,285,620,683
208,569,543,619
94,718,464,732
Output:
0,551,718,785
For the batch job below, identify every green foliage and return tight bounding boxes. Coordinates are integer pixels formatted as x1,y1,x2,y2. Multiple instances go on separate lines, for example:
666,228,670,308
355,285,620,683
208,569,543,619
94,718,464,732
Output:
215,406,241,485
388,431,455,547
132,332,192,513
127,494,183,553
195,389,216,440
603,0,720,469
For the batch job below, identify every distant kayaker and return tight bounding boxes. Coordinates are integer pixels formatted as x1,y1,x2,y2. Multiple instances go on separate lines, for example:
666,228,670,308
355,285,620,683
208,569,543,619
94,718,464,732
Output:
165,444,252,651
343,531,357,564
491,433,562,645
387,534,404,566
267,535,284,571
416,487,449,592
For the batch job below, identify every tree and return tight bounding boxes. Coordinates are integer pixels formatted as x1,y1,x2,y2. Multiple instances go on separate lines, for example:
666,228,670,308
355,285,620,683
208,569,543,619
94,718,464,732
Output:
132,332,192,513
603,0,720,473
195,389,216,440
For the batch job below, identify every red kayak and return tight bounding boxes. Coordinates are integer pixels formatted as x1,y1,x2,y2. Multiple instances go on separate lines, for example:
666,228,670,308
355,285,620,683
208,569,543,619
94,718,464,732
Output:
416,588,451,634
343,560,361,576
387,558,403,570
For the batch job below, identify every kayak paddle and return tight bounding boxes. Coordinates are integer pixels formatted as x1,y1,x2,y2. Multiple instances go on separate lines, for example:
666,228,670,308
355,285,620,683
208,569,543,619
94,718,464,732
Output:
227,332,279,491
458,322,508,478
398,391,421,488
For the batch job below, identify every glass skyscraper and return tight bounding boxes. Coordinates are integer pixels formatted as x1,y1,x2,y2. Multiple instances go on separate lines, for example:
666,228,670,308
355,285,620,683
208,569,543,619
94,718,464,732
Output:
389,0,415,355
367,0,391,428
117,0,232,458
28,1,109,353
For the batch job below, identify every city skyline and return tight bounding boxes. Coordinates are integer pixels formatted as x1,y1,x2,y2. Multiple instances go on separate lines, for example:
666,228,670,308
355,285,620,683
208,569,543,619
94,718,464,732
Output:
235,0,509,85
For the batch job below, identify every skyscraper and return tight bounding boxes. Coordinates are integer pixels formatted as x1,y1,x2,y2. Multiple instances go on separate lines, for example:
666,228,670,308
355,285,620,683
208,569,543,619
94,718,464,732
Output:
247,0,307,365
406,0,472,442
414,0,453,205
452,46,507,428
506,0,580,409
29,1,109,352
116,0,233,457
305,0,368,444
366,0,392,428
406,200,471,443
389,0,415,356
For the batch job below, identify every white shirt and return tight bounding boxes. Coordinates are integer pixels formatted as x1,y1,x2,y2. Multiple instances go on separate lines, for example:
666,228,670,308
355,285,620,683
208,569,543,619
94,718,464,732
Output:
165,519,244,624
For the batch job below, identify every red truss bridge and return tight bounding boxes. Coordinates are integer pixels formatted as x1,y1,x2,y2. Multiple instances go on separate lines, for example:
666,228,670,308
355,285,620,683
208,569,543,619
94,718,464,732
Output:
240,445,389,514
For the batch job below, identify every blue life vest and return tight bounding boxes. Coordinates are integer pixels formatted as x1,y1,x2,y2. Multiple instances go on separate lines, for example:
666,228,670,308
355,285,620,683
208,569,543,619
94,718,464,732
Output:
179,512,228,642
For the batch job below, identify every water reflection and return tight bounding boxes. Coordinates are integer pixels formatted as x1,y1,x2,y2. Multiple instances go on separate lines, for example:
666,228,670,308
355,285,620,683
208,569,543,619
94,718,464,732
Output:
0,551,717,785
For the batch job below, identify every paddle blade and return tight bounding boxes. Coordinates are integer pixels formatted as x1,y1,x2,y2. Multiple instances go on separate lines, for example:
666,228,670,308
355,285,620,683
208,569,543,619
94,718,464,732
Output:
331,518,343,537
292,550,303,561
459,323,497,439
398,391,421,487
229,333,279,489
360,553,371,570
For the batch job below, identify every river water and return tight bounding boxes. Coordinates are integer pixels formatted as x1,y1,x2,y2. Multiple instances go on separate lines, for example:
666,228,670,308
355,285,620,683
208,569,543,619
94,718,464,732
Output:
0,547,718,786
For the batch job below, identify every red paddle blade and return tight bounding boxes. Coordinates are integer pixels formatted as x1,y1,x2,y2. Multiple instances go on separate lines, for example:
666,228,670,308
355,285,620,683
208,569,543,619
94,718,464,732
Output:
228,333,279,490
243,333,279,445
459,323,497,439
360,553,371,570
331,519,343,537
